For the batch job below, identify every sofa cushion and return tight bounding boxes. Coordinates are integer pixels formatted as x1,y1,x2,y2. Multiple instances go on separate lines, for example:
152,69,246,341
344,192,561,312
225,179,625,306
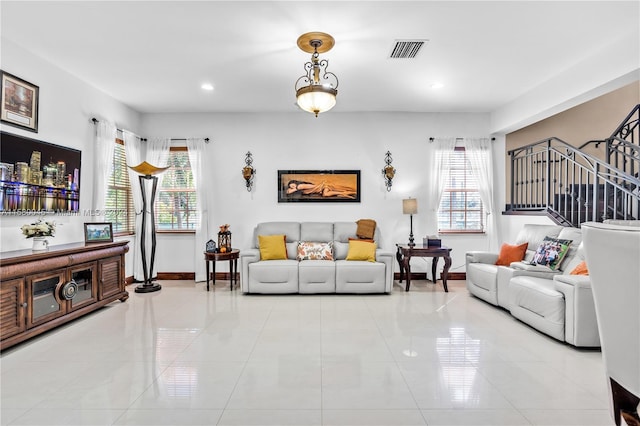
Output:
530,237,572,270
299,260,336,293
335,260,386,293
346,240,377,262
248,259,299,293
254,222,300,260
356,218,376,239
301,222,334,242
515,224,563,262
570,260,589,275
258,234,288,260
297,241,334,261
495,242,528,266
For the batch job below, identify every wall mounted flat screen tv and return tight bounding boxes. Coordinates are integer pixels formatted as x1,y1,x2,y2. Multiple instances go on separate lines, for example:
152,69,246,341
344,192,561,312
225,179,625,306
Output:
0,131,81,212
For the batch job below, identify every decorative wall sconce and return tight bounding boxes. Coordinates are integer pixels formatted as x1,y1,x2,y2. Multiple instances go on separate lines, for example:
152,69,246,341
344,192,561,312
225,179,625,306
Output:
242,151,256,191
382,151,396,191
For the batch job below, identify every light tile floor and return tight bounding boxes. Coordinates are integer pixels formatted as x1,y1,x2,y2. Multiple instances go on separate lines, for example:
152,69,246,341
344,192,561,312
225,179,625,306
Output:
1,280,613,425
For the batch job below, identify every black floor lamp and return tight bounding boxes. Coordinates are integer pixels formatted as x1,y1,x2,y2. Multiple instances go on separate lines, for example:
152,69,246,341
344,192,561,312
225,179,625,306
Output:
129,161,169,293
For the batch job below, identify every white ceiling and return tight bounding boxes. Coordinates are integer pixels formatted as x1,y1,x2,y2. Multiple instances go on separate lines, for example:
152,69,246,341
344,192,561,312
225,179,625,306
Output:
1,1,638,116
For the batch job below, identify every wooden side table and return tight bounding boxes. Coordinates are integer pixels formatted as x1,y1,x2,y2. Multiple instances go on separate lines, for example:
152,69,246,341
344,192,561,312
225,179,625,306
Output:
204,249,240,291
396,244,452,292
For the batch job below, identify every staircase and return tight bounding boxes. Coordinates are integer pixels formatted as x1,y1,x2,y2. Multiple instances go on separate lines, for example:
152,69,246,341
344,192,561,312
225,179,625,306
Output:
506,104,640,227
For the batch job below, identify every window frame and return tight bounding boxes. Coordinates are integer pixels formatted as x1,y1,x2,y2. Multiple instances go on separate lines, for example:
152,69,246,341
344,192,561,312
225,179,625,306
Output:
155,146,198,234
105,137,135,236
437,146,485,234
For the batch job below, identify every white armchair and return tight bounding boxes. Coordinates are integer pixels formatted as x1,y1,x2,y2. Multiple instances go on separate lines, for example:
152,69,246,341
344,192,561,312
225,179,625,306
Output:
583,221,640,426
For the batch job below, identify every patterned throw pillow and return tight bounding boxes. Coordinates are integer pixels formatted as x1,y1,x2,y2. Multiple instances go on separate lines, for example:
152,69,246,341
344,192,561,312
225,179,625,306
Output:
297,242,334,261
530,237,572,271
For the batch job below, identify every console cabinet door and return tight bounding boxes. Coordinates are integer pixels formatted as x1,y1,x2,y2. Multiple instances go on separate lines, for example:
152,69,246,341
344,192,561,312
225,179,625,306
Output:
0,278,26,340
68,262,98,311
99,256,123,300
26,269,67,328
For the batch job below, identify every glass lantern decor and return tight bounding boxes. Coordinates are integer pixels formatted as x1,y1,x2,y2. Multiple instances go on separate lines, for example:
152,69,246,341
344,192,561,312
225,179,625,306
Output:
217,224,232,253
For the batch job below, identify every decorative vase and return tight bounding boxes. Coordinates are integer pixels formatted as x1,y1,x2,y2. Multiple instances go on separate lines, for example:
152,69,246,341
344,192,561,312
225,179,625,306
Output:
32,237,49,251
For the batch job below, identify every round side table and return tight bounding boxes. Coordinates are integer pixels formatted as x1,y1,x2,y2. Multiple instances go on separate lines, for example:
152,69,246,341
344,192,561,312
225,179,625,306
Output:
204,249,240,291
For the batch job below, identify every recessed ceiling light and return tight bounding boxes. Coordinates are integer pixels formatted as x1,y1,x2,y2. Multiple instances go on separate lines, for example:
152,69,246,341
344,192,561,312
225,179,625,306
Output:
431,82,444,89
201,83,214,91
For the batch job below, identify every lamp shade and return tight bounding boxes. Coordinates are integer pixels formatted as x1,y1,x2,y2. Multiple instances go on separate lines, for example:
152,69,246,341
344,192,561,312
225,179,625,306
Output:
296,85,337,116
403,198,418,215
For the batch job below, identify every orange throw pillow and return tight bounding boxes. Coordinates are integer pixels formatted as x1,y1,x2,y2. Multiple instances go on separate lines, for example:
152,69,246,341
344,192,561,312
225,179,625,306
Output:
570,261,589,276
495,242,528,266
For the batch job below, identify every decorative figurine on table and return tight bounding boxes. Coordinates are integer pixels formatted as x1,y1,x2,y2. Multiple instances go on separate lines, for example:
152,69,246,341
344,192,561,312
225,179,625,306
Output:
217,224,232,253
206,239,217,253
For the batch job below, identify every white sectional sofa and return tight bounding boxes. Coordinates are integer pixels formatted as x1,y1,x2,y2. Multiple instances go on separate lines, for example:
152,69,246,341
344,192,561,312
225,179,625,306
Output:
466,224,600,347
240,221,394,294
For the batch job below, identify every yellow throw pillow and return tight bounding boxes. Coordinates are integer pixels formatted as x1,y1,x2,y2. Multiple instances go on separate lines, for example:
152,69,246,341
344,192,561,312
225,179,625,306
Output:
258,234,287,260
346,240,377,262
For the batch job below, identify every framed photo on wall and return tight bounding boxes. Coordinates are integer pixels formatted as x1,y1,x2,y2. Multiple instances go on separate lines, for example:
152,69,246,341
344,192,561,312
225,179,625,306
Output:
84,222,114,243
1,70,39,132
278,170,361,203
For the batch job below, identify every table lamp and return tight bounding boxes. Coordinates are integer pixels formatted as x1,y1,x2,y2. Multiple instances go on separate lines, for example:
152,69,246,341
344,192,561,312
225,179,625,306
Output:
403,198,418,247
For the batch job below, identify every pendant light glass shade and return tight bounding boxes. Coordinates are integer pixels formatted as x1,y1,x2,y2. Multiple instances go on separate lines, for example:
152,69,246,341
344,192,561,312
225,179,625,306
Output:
295,32,339,117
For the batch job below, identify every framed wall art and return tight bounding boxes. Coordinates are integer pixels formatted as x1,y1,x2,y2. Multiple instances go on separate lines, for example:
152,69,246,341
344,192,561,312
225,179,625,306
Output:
84,222,114,243
0,131,81,212
1,70,39,132
278,170,361,203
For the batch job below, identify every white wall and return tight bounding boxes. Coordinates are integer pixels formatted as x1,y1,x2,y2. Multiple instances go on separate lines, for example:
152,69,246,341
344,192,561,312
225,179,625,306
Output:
0,38,141,276
142,111,496,276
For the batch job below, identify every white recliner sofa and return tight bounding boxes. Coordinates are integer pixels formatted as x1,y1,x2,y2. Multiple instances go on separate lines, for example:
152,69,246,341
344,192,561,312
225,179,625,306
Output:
466,224,563,309
466,224,600,347
240,222,394,294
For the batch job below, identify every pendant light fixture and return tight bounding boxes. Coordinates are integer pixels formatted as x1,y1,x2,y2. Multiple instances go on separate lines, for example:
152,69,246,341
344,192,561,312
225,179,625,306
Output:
295,32,339,117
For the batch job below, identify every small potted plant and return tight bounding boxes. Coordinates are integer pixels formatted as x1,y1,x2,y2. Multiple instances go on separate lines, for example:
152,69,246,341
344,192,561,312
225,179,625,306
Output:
21,218,56,251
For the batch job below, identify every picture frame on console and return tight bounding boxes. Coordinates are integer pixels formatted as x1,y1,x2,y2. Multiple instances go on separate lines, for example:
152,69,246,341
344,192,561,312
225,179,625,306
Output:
278,170,361,203
84,222,114,243
0,70,39,133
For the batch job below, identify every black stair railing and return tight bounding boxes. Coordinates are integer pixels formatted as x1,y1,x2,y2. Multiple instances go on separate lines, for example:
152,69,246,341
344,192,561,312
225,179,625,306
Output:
607,103,639,181
508,137,640,227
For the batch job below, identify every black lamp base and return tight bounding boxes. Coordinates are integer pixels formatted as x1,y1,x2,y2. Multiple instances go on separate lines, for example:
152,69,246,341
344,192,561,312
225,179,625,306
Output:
135,282,162,293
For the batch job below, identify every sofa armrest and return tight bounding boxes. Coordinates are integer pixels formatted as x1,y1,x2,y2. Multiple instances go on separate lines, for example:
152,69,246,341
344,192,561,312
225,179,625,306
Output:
240,249,260,292
553,274,592,289
466,251,498,264
553,274,599,347
376,249,394,293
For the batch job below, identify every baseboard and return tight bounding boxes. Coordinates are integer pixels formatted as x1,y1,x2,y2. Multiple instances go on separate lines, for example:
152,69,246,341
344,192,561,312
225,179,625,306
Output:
143,272,465,282
393,272,466,281
155,272,238,281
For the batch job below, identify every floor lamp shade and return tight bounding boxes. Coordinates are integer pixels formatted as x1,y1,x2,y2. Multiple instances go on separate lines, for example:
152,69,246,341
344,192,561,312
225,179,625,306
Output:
128,162,169,293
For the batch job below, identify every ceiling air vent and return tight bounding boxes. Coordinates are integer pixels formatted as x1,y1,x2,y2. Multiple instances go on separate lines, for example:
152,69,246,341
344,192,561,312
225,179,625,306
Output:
389,39,428,59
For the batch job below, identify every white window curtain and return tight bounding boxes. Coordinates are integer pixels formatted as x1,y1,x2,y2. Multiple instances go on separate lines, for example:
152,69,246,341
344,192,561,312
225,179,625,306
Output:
186,138,210,282
425,137,456,235
123,131,145,281
465,137,500,250
92,120,116,212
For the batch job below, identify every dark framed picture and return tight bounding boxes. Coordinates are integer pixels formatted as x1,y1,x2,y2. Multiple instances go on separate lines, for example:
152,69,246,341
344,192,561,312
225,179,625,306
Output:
278,170,361,202
84,222,114,243
1,70,39,133
0,131,81,212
